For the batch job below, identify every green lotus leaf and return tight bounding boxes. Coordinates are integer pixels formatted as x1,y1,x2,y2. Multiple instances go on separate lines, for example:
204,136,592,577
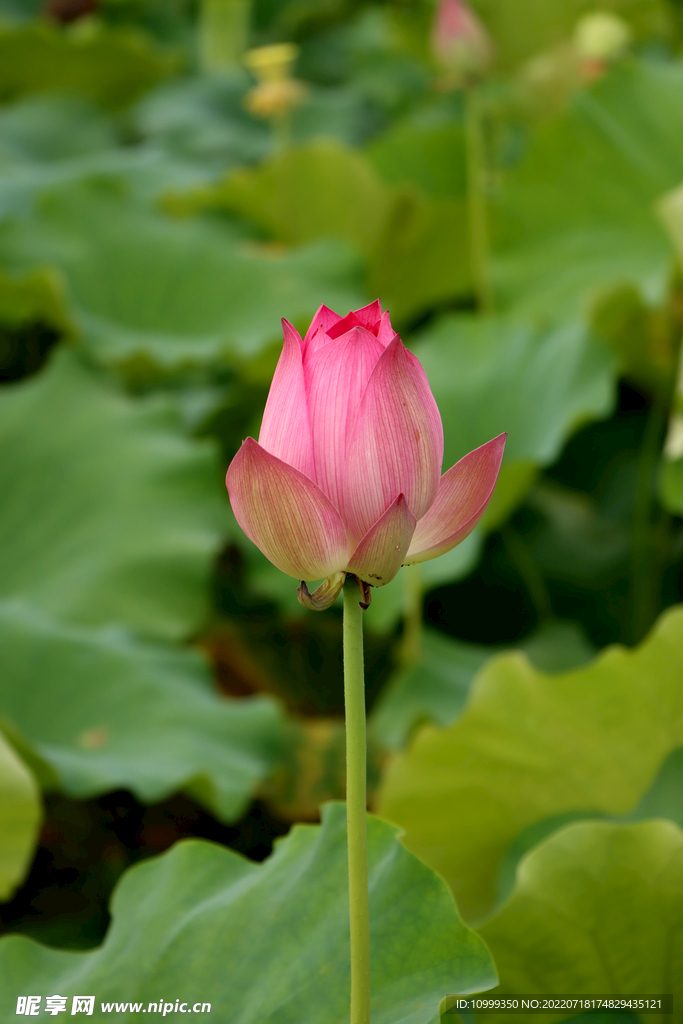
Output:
165,138,393,255
0,267,72,333
0,179,366,368
0,347,224,639
470,0,672,70
493,60,683,319
371,622,595,752
364,115,471,321
0,93,176,224
0,804,496,1022
477,820,683,1021
0,266,74,380
378,605,683,922
165,137,470,325
0,93,118,165
371,630,490,752
661,457,683,515
0,601,284,821
493,743,683,908
413,314,617,516
366,117,467,201
655,185,683,515
132,73,270,173
369,192,470,324
0,21,176,108
0,730,41,903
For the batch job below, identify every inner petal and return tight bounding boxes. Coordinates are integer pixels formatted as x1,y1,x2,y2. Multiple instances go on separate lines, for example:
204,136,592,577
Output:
377,310,398,348
304,325,384,514
326,311,366,339
326,300,384,340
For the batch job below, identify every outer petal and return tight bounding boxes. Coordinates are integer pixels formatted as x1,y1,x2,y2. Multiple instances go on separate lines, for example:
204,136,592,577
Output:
376,310,398,348
258,319,315,480
226,438,348,580
304,325,384,512
346,494,416,587
351,299,383,331
342,337,444,546
405,433,506,564
302,304,342,354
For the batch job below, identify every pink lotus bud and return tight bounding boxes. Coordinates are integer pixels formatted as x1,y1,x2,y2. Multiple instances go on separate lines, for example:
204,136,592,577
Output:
432,0,494,86
226,301,505,606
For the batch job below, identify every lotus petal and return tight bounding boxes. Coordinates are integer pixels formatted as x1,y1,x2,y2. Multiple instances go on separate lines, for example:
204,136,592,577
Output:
302,303,342,353
346,494,416,586
376,310,398,348
405,433,506,563
304,325,384,511
351,298,383,331
258,319,315,480
227,438,347,580
343,337,443,546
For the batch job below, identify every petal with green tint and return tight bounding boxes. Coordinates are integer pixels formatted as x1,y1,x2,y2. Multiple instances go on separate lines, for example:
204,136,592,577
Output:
347,494,416,587
406,434,506,564
227,438,348,581
304,324,384,511
343,338,443,547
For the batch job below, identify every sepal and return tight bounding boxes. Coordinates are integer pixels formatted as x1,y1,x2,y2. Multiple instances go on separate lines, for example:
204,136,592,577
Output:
297,571,346,611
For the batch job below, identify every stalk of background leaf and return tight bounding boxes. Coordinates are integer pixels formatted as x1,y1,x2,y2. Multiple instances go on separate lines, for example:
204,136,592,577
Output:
343,578,371,1024
431,0,494,312
199,0,251,71
465,88,494,313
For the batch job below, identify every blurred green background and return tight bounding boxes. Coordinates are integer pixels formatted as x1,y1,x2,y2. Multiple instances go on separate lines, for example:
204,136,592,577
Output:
0,0,683,1015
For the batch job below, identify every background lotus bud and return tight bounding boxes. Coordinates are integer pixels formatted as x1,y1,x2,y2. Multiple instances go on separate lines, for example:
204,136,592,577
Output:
431,0,494,88
226,302,505,608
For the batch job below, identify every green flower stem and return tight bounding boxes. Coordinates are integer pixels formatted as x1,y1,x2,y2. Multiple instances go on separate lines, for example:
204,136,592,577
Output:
401,563,424,666
465,87,494,314
199,0,251,72
273,112,293,152
343,577,371,1024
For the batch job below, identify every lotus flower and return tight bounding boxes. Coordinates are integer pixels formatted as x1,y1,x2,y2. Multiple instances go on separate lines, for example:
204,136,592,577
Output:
227,301,505,608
